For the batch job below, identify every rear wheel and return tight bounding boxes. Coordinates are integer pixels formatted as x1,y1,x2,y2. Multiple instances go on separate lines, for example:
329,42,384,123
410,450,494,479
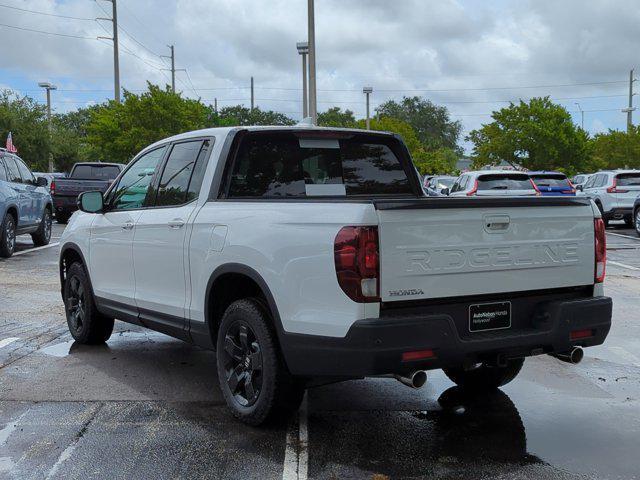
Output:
63,262,114,344
443,358,525,391
56,212,70,224
635,209,640,237
31,208,52,246
0,213,16,258
216,298,304,425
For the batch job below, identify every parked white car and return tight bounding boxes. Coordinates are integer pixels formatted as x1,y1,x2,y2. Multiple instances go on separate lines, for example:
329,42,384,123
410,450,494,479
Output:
59,126,612,425
572,174,591,190
447,170,539,196
578,170,640,226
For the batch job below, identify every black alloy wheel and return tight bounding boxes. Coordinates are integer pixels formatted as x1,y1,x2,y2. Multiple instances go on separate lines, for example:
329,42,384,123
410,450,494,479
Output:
1,214,16,258
66,274,87,336
221,321,263,407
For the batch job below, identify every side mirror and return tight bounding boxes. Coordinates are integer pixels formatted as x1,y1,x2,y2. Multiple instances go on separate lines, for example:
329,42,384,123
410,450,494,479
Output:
441,187,450,196
36,176,48,187
77,191,104,214
576,184,583,192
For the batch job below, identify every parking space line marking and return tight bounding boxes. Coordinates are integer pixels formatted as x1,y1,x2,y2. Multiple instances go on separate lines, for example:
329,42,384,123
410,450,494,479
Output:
13,242,60,257
0,338,19,349
608,260,640,271
606,231,640,241
282,393,309,480
0,411,28,447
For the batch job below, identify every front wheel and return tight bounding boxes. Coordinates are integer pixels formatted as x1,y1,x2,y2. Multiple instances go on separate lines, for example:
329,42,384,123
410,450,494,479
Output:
634,209,640,237
31,208,52,246
216,298,304,425
63,262,114,344
443,358,525,391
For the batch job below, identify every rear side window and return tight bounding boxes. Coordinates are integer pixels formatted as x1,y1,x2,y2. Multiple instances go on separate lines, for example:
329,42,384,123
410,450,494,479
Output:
0,159,7,182
530,174,570,187
72,165,121,180
15,159,35,185
227,133,413,198
154,140,209,207
477,174,534,191
4,157,22,183
616,173,640,186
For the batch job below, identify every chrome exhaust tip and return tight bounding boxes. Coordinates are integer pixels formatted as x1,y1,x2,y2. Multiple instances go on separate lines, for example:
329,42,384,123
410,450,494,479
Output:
394,370,427,389
551,347,584,364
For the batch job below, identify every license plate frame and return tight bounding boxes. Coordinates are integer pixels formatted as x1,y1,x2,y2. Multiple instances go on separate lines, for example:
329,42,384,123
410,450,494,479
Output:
469,301,512,332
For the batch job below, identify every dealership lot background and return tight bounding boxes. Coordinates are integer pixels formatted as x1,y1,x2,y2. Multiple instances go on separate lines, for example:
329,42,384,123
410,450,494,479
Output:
0,223,638,479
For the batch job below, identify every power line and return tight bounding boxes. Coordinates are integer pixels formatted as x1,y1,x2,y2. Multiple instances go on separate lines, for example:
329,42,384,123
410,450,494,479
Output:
0,3,95,20
0,22,96,39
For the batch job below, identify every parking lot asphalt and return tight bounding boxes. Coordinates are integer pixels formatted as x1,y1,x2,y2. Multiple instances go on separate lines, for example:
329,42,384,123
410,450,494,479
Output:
1,223,639,479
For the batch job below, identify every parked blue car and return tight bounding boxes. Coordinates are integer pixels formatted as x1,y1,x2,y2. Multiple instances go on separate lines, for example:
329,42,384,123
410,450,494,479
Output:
529,171,576,196
0,149,53,258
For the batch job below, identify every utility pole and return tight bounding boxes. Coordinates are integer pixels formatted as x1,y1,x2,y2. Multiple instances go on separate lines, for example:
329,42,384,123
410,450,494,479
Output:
626,69,636,133
161,45,176,93
363,87,373,130
38,82,57,172
574,102,584,130
307,0,317,124
214,98,218,114
296,42,309,119
250,77,255,111
97,0,120,103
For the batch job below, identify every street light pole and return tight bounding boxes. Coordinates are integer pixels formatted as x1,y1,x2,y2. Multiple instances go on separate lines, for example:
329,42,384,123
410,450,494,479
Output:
38,82,57,172
574,102,584,130
307,0,317,124
363,87,373,130
297,42,309,119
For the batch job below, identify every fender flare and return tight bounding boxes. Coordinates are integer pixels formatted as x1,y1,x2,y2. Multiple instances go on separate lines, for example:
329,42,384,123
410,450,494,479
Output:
59,242,94,299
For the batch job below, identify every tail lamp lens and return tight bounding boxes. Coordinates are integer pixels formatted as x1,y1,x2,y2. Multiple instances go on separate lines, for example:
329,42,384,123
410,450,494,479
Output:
594,218,606,283
334,226,379,303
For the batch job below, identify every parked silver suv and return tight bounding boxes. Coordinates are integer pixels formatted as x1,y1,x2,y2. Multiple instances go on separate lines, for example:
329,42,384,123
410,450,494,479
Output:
579,170,640,227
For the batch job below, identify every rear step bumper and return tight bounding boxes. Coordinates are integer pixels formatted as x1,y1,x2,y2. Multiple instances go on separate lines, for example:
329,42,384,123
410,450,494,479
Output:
280,296,612,377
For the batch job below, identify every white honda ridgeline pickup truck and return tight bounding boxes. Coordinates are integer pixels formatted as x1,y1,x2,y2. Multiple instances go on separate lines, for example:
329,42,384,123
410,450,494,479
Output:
59,126,612,425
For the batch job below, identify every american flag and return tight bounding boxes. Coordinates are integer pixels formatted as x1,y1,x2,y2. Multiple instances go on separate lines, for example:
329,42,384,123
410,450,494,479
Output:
6,132,17,153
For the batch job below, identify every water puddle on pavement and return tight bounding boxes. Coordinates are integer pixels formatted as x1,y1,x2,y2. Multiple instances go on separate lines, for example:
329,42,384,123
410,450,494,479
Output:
38,331,163,358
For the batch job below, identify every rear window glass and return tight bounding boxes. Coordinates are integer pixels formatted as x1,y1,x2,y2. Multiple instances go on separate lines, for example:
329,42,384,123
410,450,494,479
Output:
616,173,640,186
477,174,534,191
72,165,121,180
227,133,413,198
530,174,570,187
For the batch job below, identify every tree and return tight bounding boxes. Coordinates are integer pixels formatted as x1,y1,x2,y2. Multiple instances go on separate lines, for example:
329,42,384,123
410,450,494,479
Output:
86,83,215,164
355,116,422,155
318,107,357,128
467,97,590,175
217,105,295,126
413,148,459,176
0,90,50,170
375,96,462,153
589,126,640,171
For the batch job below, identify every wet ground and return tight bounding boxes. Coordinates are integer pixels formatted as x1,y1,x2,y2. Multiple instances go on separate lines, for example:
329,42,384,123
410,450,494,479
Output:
0,223,639,479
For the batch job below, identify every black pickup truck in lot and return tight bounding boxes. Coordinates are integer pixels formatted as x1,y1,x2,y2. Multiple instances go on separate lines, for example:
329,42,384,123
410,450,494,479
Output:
52,162,123,223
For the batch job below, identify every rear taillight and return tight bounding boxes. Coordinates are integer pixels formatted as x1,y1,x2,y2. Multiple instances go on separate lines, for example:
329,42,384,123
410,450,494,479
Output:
567,181,577,194
50,179,56,195
606,178,628,194
466,179,478,196
334,226,379,303
594,218,606,283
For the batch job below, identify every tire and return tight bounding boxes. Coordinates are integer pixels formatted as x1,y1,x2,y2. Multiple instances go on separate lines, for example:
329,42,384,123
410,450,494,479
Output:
0,212,16,258
635,209,640,237
443,358,525,391
595,203,609,227
63,262,114,344
31,208,52,246
216,298,304,426
56,212,70,224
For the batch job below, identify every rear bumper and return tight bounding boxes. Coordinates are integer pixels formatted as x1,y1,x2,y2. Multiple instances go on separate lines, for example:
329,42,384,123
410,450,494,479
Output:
281,294,612,377
604,207,632,220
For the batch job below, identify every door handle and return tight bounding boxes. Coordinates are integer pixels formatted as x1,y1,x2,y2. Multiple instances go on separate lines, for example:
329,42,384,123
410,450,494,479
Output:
168,219,185,229
122,221,134,230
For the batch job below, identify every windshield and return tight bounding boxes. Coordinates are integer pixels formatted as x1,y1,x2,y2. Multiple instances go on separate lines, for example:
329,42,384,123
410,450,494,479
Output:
477,174,534,191
531,174,571,188
616,173,640,186
71,165,121,180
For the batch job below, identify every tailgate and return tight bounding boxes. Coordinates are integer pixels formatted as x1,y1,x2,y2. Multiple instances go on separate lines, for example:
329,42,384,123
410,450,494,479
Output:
55,180,109,197
375,198,595,302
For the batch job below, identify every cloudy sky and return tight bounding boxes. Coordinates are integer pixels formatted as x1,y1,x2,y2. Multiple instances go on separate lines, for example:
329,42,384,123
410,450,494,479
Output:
1,0,639,151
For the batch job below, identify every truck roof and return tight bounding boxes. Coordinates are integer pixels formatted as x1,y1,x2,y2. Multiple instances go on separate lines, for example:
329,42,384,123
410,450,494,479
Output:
140,125,396,156
72,162,122,167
